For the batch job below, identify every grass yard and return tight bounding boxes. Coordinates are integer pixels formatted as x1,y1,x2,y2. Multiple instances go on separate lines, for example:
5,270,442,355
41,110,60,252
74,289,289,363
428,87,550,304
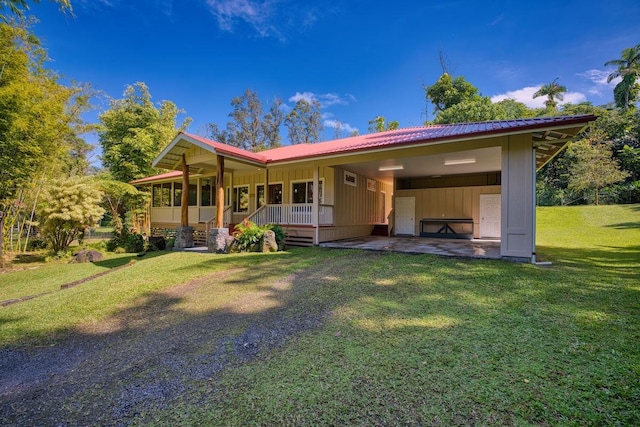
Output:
0,205,638,426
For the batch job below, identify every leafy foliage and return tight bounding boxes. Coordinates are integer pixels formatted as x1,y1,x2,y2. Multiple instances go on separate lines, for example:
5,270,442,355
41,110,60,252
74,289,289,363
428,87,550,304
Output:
424,73,479,113
0,21,92,207
285,99,323,144
207,88,283,152
37,177,105,253
98,82,191,182
105,228,145,253
232,219,285,252
0,0,72,21
368,116,399,133
567,140,629,205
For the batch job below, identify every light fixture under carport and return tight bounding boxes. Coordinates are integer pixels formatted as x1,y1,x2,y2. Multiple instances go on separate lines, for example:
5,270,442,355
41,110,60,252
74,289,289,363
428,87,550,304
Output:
378,165,404,171
444,158,476,166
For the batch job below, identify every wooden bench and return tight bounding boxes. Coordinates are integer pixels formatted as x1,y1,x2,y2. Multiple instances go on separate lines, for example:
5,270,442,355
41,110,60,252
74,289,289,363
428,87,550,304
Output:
419,218,474,239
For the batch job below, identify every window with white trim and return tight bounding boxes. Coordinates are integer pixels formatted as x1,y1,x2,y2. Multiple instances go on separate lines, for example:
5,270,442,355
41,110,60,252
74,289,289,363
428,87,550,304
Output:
233,185,249,212
291,180,323,204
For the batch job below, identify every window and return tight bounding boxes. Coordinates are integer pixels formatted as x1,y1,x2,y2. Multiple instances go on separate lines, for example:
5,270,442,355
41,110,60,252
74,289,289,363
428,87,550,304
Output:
173,183,182,206
152,183,172,207
201,178,216,206
188,180,197,206
256,184,265,209
268,183,282,204
292,180,323,204
233,186,249,212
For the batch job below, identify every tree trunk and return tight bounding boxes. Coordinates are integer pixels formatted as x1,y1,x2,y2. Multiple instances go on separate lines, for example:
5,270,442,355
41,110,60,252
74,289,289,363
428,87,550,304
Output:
0,211,4,268
595,188,599,205
181,154,189,227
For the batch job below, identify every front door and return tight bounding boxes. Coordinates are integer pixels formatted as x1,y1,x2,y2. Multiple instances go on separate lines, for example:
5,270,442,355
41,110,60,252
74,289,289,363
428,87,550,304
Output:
480,194,501,238
268,184,282,204
395,197,415,236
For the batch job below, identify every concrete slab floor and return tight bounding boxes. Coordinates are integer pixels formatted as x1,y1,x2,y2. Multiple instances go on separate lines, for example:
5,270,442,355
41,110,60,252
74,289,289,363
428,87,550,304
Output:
319,236,501,259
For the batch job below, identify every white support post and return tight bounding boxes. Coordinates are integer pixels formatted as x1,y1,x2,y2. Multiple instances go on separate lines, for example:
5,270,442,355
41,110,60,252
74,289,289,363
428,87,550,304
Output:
313,166,319,245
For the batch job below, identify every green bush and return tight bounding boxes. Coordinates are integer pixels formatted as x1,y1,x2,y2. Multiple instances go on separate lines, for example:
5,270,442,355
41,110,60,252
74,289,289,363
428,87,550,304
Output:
26,238,48,251
233,219,264,252
106,229,145,253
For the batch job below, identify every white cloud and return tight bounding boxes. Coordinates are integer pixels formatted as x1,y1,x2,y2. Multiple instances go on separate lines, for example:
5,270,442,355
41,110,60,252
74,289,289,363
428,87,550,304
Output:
205,0,284,40
491,85,587,108
324,119,358,134
578,69,618,96
288,91,355,107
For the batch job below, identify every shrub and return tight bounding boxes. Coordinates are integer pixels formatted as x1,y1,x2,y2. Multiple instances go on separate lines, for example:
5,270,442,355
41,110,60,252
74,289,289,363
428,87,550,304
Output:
106,229,145,253
233,219,264,252
26,238,48,251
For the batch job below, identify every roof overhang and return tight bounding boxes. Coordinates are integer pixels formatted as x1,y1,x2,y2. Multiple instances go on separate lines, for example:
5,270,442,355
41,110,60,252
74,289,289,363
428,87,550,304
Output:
152,133,267,172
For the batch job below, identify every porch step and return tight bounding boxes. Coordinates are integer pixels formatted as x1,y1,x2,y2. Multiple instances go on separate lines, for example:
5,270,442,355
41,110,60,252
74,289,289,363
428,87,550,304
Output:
371,224,389,236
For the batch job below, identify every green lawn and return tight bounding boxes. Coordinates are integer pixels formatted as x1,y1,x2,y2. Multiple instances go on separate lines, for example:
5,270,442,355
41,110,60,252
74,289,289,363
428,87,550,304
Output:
0,205,638,425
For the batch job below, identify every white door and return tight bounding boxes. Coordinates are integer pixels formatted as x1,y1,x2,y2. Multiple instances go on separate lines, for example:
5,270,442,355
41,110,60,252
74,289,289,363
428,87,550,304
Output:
480,194,501,238
395,197,415,236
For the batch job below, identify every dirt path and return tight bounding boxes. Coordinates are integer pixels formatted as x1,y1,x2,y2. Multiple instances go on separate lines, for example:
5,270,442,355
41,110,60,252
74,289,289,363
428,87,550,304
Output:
0,253,365,427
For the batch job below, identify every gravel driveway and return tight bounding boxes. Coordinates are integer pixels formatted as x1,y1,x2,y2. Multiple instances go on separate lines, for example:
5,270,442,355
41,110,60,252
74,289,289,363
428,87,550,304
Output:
0,256,355,426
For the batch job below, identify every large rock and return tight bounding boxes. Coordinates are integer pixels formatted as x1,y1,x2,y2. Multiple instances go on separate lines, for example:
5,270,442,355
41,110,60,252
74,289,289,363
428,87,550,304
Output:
262,230,278,253
69,249,104,263
174,226,194,249
208,228,230,254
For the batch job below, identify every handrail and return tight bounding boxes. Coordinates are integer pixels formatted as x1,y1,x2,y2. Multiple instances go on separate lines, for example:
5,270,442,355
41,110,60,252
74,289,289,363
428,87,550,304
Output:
245,205,266,224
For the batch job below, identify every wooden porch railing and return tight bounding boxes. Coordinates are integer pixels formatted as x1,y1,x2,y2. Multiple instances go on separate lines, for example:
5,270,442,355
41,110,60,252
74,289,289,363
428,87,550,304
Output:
247,204,334,226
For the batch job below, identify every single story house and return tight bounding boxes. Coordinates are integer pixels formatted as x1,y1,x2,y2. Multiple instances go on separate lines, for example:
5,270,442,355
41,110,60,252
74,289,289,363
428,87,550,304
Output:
131,114,595,262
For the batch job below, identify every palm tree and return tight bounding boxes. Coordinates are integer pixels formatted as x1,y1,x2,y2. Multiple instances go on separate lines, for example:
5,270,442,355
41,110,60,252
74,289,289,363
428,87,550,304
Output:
1,0,72,21
605,44,640,110
533,78,567,112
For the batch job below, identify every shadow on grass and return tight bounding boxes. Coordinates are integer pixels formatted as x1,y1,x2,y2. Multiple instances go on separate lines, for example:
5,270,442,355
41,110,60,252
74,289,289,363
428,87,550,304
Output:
607,221,640,229
1,247,638,426
92,250,170,269
10,253,47,264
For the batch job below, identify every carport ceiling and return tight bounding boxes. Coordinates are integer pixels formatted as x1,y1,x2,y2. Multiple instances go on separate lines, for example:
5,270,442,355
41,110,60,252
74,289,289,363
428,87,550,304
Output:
344,147,502,184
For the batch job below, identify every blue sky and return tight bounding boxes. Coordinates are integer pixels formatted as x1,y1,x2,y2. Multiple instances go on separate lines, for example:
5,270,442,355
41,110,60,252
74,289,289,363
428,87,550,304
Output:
30,0,640,160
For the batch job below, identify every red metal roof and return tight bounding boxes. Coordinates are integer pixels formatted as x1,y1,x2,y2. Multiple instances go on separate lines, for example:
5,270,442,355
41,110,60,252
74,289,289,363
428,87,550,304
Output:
259,115,595,163
136,115,594,183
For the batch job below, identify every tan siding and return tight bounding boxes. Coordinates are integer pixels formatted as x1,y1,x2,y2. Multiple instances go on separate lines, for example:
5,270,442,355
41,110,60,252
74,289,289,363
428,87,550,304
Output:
395,185,500,238
319,225,375,242
333,166,392,228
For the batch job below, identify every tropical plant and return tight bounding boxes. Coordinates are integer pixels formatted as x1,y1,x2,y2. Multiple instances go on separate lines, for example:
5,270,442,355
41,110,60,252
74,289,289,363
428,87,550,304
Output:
605,44,640,110
37,177,105,253
232,219,264,252
533,78,567,112
0,0,71,21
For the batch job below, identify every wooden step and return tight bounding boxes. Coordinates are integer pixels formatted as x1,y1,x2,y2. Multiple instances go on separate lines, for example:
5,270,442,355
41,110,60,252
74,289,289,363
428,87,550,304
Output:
371,224,389,236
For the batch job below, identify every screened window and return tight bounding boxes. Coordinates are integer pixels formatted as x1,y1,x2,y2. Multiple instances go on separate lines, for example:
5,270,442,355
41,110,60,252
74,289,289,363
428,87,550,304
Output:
201,178,216,206
256,184,265,209
233,186,249,212
292,180,323,204
173,183,182,206
152,183,172,207
188,180,197,206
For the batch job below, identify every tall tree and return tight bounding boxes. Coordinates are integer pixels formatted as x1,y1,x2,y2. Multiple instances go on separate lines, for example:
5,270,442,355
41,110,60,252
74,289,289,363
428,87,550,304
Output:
98,82,191,182
533,78,567,112
285,99,323,144
0,20,89,206
568,140,629,205
424,73,479,114
0,0,72,21
207,89,283,151
605,44,640,110
368,116,399,133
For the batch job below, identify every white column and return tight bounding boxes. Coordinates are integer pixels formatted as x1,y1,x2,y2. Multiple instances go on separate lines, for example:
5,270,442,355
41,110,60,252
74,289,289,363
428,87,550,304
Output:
313,166,319,245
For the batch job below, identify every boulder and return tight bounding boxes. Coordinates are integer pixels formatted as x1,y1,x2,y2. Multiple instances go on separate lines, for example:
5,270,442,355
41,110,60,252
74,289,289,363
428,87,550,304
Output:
262,230,278,253
69,249,104,263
